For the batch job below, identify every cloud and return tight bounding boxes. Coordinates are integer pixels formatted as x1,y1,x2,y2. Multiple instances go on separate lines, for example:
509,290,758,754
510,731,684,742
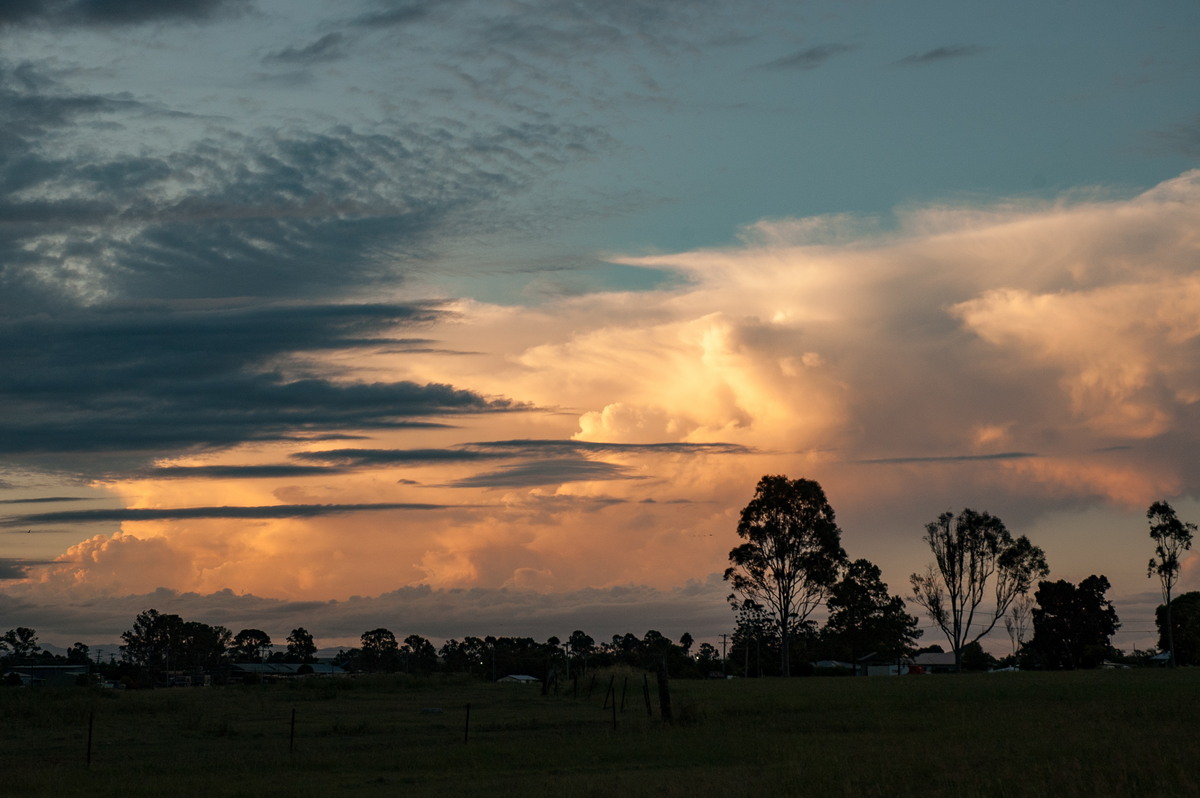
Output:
0,61,610,310
1150,115,1200,159
146,465,349,479
894,45,983,66
2,503,457,528
0,558,48,579
760,44,856,71
0,0,249,27
0,301,518,469
292,440,752,466
857,452,1038,465
446,458,643,488
0,496,93,504
264,33,349,65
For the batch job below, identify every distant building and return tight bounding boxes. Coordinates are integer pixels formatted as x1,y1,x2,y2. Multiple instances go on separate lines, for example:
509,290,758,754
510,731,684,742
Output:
8,664,90,687
232,662,346,680
910,651,958,674
497,674,540,685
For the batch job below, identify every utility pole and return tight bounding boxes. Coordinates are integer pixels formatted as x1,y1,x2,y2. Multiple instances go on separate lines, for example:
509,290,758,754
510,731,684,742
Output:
720,634,728,676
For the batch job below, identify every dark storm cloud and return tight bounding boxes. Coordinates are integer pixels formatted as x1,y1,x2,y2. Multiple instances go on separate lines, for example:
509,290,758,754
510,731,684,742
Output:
2,502,455,527
470,439,753,456
0,496,91,504
264,33,349,65
447,458,643,488
760,44,856,71
0,0,248,27
146,465,348,479
856,452,1036,465
293,440,752,467
0,301,518,462
894,45,983,67
293,448,508,466
0,558,48,579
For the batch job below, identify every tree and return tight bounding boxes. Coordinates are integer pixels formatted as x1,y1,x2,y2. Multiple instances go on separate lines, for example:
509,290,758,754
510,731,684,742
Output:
730,598,777,677
567,629,594,677
1027,575,1120,670
402,634,438,673
1146,500,1196,667
725,475,847,677
1,627,41,660
178,621,231,670
286,628,317,663
360,628,398,672
121,609,185,672
66,642,91,665
823,559,922,664
910,509,1048,670
1003,593,1034,659
231,629,273,662
1155,591,1200,667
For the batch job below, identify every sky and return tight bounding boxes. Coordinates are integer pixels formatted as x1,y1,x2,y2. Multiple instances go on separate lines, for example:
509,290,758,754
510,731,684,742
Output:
1,0,1198,658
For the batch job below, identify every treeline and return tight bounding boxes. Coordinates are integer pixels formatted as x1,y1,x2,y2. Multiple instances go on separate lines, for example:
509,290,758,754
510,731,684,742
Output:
0,611,718,687
724,476,1198,674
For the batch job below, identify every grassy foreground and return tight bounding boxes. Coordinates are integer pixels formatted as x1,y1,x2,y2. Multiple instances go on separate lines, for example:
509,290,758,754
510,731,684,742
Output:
2,668,1197,797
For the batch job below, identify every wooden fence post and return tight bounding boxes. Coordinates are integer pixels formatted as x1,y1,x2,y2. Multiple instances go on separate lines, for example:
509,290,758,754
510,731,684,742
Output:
656,658,673,724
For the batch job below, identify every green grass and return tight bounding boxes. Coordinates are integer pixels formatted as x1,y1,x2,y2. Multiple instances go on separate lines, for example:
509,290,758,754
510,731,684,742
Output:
2,668,1198,797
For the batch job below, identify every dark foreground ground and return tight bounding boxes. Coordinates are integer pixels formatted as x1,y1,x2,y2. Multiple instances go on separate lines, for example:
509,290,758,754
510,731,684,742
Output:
3,667,1197,797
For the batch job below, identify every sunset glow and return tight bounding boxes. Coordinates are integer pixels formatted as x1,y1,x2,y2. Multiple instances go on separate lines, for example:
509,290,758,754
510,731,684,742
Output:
1,0,1197,654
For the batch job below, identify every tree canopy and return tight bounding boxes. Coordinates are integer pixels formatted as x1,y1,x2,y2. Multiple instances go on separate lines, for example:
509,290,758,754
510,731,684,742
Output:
910,509,1048,669
724,475,846,677
1027,575,1120,669
824,559,922,663
1156,591,1200,667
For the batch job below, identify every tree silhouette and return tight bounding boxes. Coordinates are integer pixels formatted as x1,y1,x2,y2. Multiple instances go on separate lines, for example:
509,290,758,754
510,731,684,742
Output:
910,509,1048,670
824,558,922,665
286,627,317,663
1156,592,1200,667
1028,575,1120,669
1146,500,1196,667
360,628,399,672
725,476,846,677
231,629,273,663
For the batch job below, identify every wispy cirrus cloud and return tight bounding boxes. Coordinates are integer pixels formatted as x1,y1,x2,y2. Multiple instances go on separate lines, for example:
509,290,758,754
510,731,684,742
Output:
263,32,349,65
760,44,856,71
894,45,983,66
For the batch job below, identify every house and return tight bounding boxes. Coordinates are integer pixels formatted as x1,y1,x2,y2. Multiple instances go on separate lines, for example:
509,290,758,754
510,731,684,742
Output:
855,652,911,676
910,651,958,674
497,674,540,685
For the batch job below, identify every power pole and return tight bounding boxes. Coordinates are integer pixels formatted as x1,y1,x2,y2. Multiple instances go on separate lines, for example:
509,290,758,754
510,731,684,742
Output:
720,634,728,676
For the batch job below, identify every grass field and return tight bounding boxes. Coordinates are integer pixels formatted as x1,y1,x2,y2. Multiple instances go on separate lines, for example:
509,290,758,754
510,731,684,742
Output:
2,668,1198,797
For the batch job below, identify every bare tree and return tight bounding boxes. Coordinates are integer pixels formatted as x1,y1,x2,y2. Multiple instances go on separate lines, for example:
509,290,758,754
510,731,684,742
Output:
725,475,846,677
910,509,1048,670
1147,500,1196,667
1004,593,1034,658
